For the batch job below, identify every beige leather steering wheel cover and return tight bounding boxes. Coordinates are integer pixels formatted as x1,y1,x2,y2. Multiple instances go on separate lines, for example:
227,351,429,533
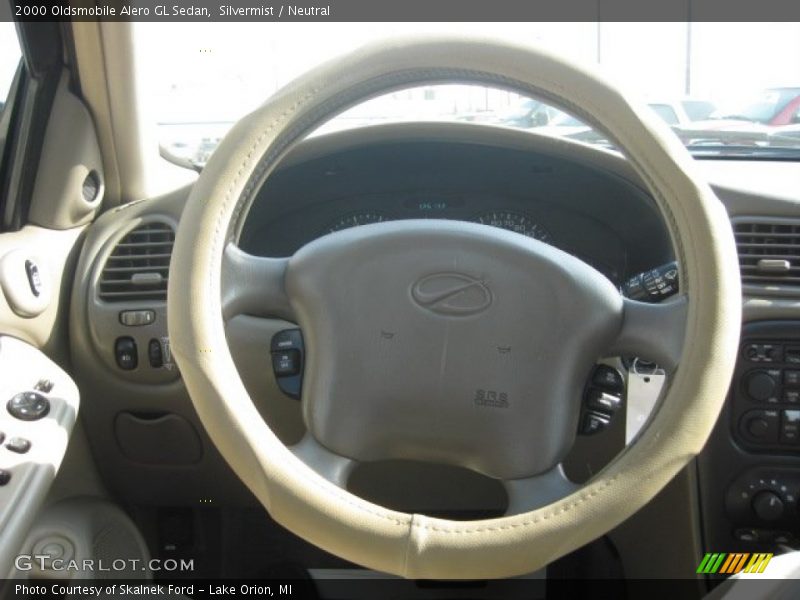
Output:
168,36,741,579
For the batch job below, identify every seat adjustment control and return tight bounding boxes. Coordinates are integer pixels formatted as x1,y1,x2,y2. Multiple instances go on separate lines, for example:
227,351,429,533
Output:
270,329,304,399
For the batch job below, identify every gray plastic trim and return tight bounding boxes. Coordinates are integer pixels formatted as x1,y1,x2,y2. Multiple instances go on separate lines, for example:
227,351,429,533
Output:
0,336,80,577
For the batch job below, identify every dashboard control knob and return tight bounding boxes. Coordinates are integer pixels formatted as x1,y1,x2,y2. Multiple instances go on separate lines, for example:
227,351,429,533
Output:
747,372,777,402
752,491,785,521
7,391,50,421
747,418,770,438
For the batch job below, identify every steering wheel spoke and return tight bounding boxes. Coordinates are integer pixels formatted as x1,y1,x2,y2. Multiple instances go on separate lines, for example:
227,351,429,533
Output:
503,465,579,516
610,294,688,373
222,243,294,321
289,433,358,488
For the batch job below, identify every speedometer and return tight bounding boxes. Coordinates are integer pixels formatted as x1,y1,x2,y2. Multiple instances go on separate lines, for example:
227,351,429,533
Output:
472,210,552,243
326,210,389,233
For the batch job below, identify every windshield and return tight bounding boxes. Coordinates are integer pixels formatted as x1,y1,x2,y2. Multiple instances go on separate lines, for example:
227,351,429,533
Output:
135,23,800,167
715,88,800,124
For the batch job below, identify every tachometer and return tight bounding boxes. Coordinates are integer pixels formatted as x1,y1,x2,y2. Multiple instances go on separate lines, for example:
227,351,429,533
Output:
472,210,552,243
326,210,389,233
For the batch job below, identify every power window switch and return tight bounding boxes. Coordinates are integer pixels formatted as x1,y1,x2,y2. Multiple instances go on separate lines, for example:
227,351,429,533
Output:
5,437,31,454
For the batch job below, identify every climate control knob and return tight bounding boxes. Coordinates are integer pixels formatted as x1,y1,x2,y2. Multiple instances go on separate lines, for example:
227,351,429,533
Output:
752,491,785,521
746,372,778,402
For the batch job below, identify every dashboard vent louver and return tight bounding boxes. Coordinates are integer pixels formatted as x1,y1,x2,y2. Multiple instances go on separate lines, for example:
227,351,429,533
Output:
98,222,175,302
735,221,800,287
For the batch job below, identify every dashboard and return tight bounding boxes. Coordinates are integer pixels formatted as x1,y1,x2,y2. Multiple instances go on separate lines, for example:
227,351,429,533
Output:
74,121,800,556
71,122,681,511
238,125,674,286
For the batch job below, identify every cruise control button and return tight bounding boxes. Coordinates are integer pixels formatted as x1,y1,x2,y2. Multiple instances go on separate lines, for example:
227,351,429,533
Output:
580,411,611,435
586,389,622,413
7,391,50,421
272,350,301,377
5,437,31,454
270,329,303,352
591,365,624,393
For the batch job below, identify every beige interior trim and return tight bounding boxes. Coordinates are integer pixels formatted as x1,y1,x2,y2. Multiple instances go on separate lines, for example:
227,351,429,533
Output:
70,23,195,205
70,22,122,208
168,36,741,579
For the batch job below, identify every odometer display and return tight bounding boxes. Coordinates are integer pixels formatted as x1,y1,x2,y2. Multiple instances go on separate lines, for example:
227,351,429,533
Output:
472,210,552,243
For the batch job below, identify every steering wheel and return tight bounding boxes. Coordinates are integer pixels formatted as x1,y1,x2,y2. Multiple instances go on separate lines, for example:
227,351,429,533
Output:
168,36,741,579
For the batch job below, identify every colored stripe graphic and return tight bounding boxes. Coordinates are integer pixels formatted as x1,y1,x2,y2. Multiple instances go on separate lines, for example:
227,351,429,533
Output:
743,553,774,574
697,552,773,574
719,553,749,574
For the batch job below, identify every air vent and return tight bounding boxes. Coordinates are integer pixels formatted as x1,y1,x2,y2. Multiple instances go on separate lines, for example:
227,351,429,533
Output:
735,220,800,287
98,222,174,302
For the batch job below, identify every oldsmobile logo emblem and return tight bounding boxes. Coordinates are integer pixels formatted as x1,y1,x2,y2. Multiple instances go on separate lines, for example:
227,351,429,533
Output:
411,272,492,316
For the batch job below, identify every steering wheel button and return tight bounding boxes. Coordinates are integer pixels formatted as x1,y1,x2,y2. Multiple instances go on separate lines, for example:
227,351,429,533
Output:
591,365,625,392
586,389,622,413
7,391,50,421
581,411,611,435
270,329,303,352
272,350,301,377
5,437,31,454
